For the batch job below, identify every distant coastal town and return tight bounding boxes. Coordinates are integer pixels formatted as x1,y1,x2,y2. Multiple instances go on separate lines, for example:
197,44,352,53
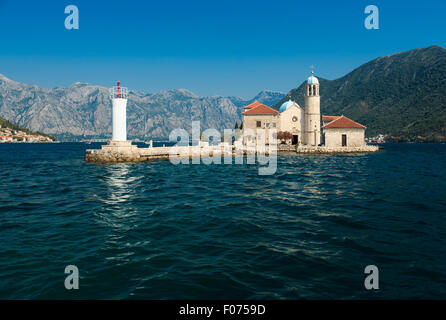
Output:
365,134,387,144
0,118,55,143
0,125,53,142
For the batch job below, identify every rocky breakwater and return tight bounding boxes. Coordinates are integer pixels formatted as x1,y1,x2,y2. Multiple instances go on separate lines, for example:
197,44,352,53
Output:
85,141,151,162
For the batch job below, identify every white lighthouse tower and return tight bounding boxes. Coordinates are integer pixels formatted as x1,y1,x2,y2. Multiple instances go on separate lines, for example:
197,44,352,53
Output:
111,81,128,141
85,81,141,160
94,81,138,154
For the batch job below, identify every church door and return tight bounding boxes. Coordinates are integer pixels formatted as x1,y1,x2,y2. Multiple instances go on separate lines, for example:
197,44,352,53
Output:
292,135,298,145
342,134,347,147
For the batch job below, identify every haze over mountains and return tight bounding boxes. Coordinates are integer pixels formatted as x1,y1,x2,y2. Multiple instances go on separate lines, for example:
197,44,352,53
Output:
275,45,446,142
0,45,445,142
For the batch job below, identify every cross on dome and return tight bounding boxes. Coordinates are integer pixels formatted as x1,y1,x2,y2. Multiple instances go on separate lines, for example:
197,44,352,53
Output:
310,65,315,75
307,65,319,85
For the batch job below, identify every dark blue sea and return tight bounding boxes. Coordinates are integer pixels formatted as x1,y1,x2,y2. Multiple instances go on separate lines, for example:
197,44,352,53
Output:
0,142,445,299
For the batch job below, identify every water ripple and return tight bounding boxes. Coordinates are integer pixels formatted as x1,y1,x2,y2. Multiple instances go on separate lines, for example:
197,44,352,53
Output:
0,143,446,299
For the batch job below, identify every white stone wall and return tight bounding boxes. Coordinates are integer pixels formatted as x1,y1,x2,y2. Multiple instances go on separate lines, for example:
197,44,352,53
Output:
323,127,365,147
278,105,305,144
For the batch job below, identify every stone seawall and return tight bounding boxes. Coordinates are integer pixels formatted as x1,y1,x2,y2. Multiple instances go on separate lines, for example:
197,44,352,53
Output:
85,142,235,162
296,145,379,153
85,141,379,162
278,144,297,152
85,149,166,162
278,144,379,153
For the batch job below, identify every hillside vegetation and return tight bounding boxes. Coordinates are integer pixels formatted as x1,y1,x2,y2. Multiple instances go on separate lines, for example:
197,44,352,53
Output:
275,46,446,142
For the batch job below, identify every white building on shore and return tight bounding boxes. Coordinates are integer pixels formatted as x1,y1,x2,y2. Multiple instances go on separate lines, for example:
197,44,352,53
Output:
242,73,367,148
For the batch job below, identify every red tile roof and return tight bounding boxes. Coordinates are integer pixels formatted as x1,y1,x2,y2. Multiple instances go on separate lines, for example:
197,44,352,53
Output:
242,104,278,115
243,101,262,109
323,115,366,128
322,115,340,122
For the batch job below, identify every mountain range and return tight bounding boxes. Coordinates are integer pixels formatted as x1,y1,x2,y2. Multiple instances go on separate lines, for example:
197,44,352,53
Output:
1,45,445,142
0,74,284,141
275,45,446,142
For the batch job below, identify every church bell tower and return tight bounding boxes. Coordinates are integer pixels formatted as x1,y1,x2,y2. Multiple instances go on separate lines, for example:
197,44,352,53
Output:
304,71,321,146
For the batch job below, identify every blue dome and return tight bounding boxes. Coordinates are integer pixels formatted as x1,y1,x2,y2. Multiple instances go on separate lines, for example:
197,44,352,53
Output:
279,100,294,113
307,75,319,84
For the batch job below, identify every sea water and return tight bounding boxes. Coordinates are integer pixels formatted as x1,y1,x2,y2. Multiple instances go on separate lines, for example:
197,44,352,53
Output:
0,143,445,299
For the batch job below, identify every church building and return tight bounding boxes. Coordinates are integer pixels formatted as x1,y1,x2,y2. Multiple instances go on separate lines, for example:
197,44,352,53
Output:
241,73,367,148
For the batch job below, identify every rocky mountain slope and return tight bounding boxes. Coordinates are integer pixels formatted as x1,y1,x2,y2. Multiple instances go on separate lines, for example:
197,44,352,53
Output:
229,90,286,109
0,75,284,141
275,46,446,142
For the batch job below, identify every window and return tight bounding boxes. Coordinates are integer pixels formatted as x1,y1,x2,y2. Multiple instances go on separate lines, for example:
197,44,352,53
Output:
256,121,261,128
273,123,276,128
266,123,270,128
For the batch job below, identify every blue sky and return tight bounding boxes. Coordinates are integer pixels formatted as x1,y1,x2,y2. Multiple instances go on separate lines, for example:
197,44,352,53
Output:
0,0,445,98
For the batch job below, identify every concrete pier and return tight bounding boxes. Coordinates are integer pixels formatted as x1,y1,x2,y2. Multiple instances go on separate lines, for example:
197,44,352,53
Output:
85,141,236,162
85,141,379,162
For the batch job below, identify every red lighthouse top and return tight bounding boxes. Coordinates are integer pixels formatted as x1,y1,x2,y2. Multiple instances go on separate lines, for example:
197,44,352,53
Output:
110,81,128,99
